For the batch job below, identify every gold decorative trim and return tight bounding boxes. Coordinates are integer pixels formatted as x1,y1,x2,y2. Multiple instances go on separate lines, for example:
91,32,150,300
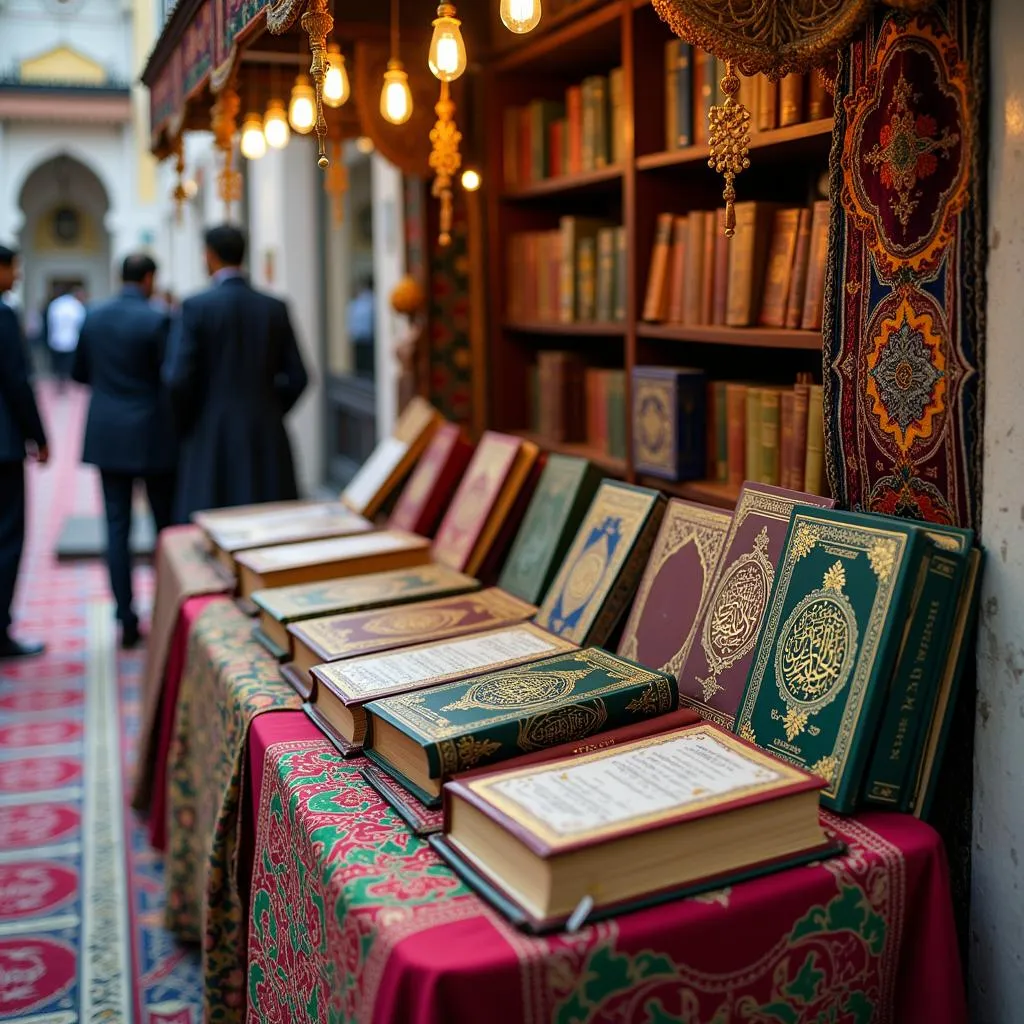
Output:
429,79,462,245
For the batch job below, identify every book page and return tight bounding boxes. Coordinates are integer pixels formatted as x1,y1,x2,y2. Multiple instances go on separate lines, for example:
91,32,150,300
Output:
480,729,789,846
246,530,418,571
327,626,567,699
342,438,410,513
213,507,369,547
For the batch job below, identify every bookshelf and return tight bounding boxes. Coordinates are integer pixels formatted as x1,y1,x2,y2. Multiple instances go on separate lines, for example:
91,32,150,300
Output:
484,1,834,510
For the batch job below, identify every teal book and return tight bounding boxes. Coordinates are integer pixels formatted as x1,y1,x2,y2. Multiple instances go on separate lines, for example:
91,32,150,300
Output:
498,455,603,606
735,507,933,813
863,519,974,811
364,647,677,806
534,481,665,647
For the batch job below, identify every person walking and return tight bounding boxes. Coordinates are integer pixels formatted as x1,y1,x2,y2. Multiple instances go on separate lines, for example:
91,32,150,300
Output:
72,255,177,649
0,245,49,660
163,224,309,523
47,286,86,394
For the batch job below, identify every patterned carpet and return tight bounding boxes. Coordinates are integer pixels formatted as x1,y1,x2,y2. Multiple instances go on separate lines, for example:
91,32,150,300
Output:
0,383,202,1022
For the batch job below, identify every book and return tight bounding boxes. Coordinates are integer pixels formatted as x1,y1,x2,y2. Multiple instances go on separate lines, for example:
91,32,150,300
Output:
435,723,834,932
529,98,564,182
549,118,565,178
535,482,665,647
341,397,442,518
365,708,701,837
669,40,693,150
642,213,675,322
432,432,540,576
757,74,778,131
665,39,680,152
726,201,780,326
565,85,583,174
803,384,826,495
779,390,796,490
683,212,707,325
285,588,537,699
712,379,728,482
606,370,627,460
808,71,833,121
779,73,804,127
364,647,678,806
559,217,611,323
609,66,626,165
800,200,831,331
745,386,763,484
700,210,716,325
677,483,835,727
536,351,586,443
790,382,810,491
498,455,603,606
632,366,707,481
503,105,521,188
712,208,730,324
693,48,715,146
235,530,432,600
759,387,782,486
251,563,480,660
758,208,801,328
308,623,578,752
736,508,936,813
595,227,616,323
784,208,813,329
577,238,598,321
725,382,747,489
388,422,474,537
617,499,732,679
665,216,688,325
613,226,628,322
581,75,609,170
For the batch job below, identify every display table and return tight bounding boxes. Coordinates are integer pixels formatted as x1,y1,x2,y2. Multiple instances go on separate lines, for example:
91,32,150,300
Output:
246,717,968,1024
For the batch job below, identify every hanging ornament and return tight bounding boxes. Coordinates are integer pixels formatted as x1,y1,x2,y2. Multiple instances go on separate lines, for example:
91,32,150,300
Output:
429,79,462,246
300,0,335,168
171,134,189,225
707,61,750,236
211,87,243,219
324,140,349,228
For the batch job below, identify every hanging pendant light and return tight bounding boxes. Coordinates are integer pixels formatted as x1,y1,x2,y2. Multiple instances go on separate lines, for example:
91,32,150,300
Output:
428,3,467,82
240,112,267,160
380,0,413,125
289,73,317,134
500,0,541,34
264,65,290,150
323,42,350,108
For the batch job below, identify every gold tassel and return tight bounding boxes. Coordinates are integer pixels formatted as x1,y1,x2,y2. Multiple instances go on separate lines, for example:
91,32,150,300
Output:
707,61,751,237
429,80,462,246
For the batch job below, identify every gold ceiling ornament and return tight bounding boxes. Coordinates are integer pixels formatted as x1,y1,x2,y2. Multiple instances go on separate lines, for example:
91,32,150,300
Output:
324,140,349,227
301,0,334,169
171,134,189,225
707,61,751,236
211,87,243,219
428,79,462,246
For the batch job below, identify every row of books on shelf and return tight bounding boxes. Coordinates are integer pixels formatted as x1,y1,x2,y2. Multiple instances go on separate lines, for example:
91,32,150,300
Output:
503,69,627,188
663,40,834,153
195,403,981,932
643,200,830,330
507,219,627,324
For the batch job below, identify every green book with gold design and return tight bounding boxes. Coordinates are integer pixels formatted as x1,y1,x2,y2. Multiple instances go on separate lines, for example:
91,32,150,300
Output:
735,507,933,813
364,647,677,807
498,455,603,606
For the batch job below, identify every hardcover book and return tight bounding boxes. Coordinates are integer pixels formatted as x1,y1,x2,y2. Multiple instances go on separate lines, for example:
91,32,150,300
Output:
387,423,474,538
341,397,442,518
677,483,834,728
534,482,666,647
631,366,707,481
735,508,934,813
498,455,603,606
308,623,578,751
284,588,537,699
434,723,833,932
365,647,678,806
235,530,432,599
431,431,540,577
250,563,480,660
618,500,732,679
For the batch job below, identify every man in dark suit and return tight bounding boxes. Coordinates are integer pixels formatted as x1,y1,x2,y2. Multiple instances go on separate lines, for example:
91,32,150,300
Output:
73,254,177,648
163,224,309,523
0,245,48,660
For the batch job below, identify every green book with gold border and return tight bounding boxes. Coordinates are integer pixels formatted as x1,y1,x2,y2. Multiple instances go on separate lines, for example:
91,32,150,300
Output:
735,507,933,813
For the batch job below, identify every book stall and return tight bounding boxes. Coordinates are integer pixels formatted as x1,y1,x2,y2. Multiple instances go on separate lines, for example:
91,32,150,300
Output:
138,0,985,1021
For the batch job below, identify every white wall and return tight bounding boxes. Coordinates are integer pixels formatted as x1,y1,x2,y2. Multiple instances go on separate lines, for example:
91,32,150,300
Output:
972,0,1024,1019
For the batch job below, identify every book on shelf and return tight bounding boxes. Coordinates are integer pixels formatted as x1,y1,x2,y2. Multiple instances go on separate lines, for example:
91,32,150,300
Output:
234,530,432,601
613,226,627,322
790,382,810,491
617,499,732,680
784,208,813,329
726,201,780,327
307,623,578,755
692,48,715,146
433,722,837,933
631,366,707,481
757,74,778,131
779,73,805,127
712,209,730,324
575,367,626,460
364,647,678,807
606,370,627,460
725,381,748,489
498,455,603,606
665,215,688,325
250,563,480,661
535,351,586,443
560,216,613,323
566,85,583,175
284,588,537,700
581,74,610,170
745,386,762,484
642,212,675,322
595,227,616,323
676,483,835,728
736,507,942,813
804,384,826,495
664,39,693,151
534,481,665,647
609,67,627,166
800,200,831,331
808,71,834,121
758,208,802,328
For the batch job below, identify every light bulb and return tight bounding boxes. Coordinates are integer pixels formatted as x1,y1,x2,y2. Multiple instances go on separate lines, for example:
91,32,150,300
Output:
500,0,541,33
355,136,375,154
428,3,467,82
323,44,349,108
380,60,413,125
263,100,290,149
461,168,481,191
288,74,316,134
240,113,267,160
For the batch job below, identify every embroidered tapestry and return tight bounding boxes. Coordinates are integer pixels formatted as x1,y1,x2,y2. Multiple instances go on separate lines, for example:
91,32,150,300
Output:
824,0,986,529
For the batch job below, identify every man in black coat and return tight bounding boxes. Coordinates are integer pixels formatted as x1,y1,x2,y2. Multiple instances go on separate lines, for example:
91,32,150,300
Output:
163,224,309,523
0,245,48,660
72,254,177,648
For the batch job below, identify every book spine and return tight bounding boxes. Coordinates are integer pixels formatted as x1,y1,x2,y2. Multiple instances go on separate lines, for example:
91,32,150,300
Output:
791,382,809,491
759,388,781,486
581,78,595,172
577,238,597,322
779,390,796,490
549,119,564,179
714,380,728,482
643,213,675,322
803,384,825,495
693,49,713,146
666,216,688,325
757,74,778,131
665,40,680,152
726,203,757,326
596,370,610,452
864,550,962,810
529,100,544,183
613,226,627,322
725,382,747,488
587,75,609,169
785,208,813,329
610,67,625,165
801,200,831,331
700,211,716,324
759,209,799,328
745,386,762,484
680,376,706,479
566,85,583,175
676,43,692,147
808,71,832,120
559,217,575,323
683,211,706,325
518,107,532,184
596,228,615,323
779,73,804,127
607,371,626,459
503,106,520,188
712,208,730,325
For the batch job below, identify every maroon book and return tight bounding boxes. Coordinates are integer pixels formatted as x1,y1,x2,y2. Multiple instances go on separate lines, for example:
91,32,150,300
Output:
677,483,834,728
388,423,474,538
475,452,546,586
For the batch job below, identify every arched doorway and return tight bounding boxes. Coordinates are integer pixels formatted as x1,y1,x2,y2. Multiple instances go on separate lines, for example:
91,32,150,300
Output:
17,154,112,320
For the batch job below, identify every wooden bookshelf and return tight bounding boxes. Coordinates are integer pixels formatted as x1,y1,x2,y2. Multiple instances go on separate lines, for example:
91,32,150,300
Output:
513,431,628,477
483,0,834,510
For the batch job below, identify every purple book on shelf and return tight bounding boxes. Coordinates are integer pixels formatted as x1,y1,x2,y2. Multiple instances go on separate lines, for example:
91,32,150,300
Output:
677,482,834,728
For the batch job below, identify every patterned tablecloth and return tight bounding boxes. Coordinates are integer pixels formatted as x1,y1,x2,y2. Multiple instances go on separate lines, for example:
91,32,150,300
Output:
163,599,301,1023
246,718,968,1024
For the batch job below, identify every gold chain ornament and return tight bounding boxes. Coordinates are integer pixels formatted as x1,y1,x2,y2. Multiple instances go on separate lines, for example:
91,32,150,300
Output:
301,0,334,168
707,62,751,237
429,80,462,246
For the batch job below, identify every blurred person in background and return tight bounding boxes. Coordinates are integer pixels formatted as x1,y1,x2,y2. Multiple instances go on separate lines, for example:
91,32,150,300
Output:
47,285,86,394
